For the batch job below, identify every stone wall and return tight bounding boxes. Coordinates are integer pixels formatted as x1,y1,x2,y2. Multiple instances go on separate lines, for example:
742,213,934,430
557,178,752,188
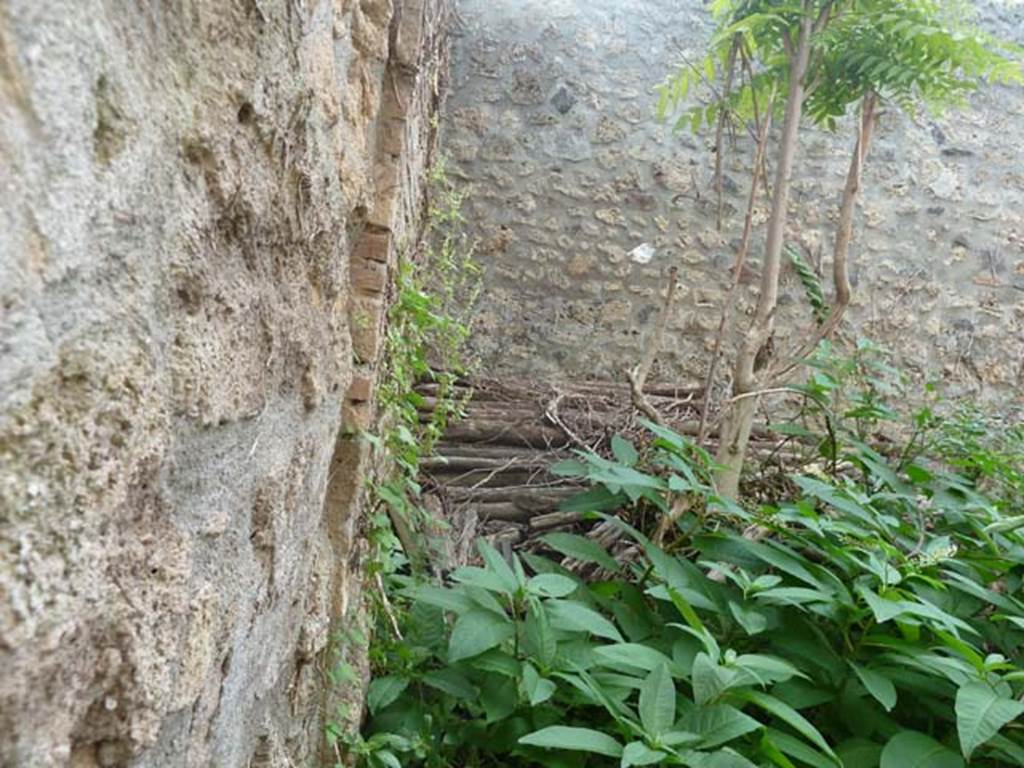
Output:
0,0,449,765
445,0,1024,400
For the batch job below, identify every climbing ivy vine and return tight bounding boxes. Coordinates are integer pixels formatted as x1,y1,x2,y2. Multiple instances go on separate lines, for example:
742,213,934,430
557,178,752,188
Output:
325,159,480,765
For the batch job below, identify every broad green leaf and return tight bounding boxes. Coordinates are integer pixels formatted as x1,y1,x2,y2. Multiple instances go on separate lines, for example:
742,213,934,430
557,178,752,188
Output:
639,664,676,736
478,540,520,593
470,649,520,678
856,586,976,636
837,738,883,768
448,609,513,662
547,600,623,641
622,741,667,767
595,643,675,674
754,587,835,608
767,728,840,768
733,690,837,760
541,532,621,572
519,726,624,757
451,565,512,595
422,667,476,699
522,661,557,705
611,434,640,466
730,601,769,635
954,680,1024,759
693,652,727,705
480,675,517,723
733,654,805,686
367,676,408,714
461,583,508,616
984,515,1024,534
988,734,1024,766
559,484,626,513
662,730,703,747
527,573,578,598
771,678,835,710
678,747,759,767
760,731,799,768
793,476,877,528
880,731,964,768
852,664,898,712
678,704,762,749
523,598,557,666
407,584,474,614
551,459,589,477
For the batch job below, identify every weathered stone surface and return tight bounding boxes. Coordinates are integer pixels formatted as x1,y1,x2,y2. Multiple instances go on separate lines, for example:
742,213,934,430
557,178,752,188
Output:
0,0,450,765
445,0,1024,400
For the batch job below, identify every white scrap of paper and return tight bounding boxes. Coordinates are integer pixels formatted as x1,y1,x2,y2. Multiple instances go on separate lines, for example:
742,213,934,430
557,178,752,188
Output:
629,242,655,264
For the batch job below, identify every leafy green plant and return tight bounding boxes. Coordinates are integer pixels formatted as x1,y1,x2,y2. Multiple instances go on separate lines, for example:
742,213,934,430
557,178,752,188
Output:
658,0,1023,500
359,345,1024,767
326,161,480,765
363,156,481,571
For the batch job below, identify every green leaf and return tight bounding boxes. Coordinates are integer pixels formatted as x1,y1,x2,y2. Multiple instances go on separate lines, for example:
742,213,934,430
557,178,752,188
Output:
595,643,675,673
879,732,964,768
732,690,837,761
693,652,727,705
367,676,408,714
678,704,762,749
766,727,843,768
421,667,476,699
733,654,805,686
478,539,520,593
852,664,898,712
984,515,1024,534
621,741,667,767
837,738,883,768
523,599,557,666
541,532,621,572
448,609,514,662
522,662,557,706
729,601,769,635
954,680,1024,759
639,664,676,737
451,565,513,595
469,649,520,678
480,675,518,723
760,732,799,768
407,584,474,614
612,434,640,466
678,747,759,767
527,573,579,598
546,599,623,641
519,726,624,757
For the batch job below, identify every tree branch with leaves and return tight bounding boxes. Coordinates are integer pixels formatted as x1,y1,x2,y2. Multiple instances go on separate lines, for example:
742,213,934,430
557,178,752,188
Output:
658,0,1023,499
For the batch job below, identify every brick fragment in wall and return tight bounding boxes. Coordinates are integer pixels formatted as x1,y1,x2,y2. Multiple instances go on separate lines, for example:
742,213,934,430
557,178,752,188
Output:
354,230,393,264
351,294,388,363
352,258,389,294
347,375,374,403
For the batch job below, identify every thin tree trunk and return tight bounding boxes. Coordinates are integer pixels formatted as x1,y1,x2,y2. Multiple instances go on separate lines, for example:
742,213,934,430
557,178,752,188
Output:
768,90,879,380
715,10,815,500
831,90,877,311
697,100,774,446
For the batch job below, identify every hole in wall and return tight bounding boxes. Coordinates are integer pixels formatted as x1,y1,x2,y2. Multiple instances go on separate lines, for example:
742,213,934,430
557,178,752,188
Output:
237,102,255,125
